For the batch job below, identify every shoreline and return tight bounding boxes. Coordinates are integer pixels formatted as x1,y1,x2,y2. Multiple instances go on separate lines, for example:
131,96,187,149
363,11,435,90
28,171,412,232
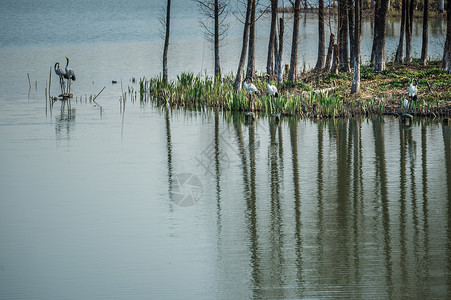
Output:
139,60,450,121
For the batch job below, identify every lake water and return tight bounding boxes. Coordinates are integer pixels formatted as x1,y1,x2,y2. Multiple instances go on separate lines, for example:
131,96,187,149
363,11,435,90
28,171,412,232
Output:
1,1,451,299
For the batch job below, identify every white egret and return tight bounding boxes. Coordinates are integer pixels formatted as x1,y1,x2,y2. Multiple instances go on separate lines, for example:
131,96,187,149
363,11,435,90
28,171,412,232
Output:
243,76,258,95
409,78,417,102
266,74,279,116
243,76,259,112
266,74,279,98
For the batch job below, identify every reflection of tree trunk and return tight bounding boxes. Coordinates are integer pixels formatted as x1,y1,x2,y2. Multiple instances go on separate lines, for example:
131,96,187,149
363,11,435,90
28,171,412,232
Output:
420,122,430,279
165,107,174,207
290,119,303,284
336,120,350,235
232,115,260,290
351,119,363,245
444,121,451,296
214,110,222,239
351,119,362,201
373,118,393,294
247,122,260,291
444,122,451,208
269,122,284,285
399,120,408,295
278,125,284,176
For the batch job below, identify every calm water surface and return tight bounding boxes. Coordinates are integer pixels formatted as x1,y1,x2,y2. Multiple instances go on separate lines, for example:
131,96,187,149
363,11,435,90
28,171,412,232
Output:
1,1,450,299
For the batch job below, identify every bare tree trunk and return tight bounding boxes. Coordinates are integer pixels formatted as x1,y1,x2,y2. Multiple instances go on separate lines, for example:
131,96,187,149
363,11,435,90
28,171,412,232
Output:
246,0,256,79
406,0,414,62
338,0,350,72
443,0,451,72
277,17,284,85
348,0,355,68
163,0,171,85
331,44,340,74
324,33,335,71
372,0,388,71
234,0,253,92
351,0,362,94
315,0,326,70
267,0,278,76
439,0,444,13
214,0,221,80
395,0,406,63
195,0,229,83
370,0,379,64
288,0,301,82
420,0,429,66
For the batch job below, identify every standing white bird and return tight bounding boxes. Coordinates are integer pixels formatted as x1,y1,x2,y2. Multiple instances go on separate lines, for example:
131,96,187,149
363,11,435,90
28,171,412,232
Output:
54,62,66,94
409,78,417,102
266,74,279,115
243,76,258,95
64,56,76,93
266,75,279,98
243,76,259,112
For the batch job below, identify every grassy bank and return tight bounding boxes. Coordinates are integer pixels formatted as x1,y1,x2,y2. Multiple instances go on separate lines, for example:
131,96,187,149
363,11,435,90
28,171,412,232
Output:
139,60,451,119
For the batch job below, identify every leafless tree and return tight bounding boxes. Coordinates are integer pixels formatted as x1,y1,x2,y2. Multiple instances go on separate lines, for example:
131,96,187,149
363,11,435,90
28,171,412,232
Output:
288,0,301,82
405,0,414,62
371,0,388,71
195,0,230,81
351,0,362,94
395,0,406,63
315,0,326,70
162,0,171,86
348,0,355,68
276,17,284,85
267,0,278,76
443,0,451,72
420,0,429,65
338,0,350,72
246,0,257,78
234,0,253,91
